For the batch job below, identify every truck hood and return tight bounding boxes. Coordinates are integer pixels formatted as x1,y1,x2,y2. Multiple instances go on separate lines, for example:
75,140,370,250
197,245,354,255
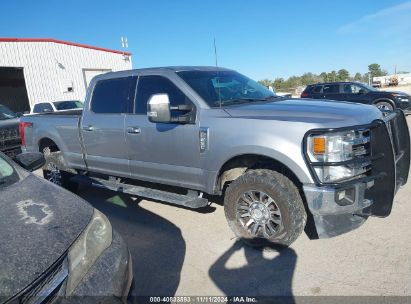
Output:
0,173,93,298
223,98,383,127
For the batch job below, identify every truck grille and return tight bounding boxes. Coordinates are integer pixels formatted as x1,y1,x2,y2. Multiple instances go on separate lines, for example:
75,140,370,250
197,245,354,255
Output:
0,127,21,152
6,255,68,304
363,110,410,217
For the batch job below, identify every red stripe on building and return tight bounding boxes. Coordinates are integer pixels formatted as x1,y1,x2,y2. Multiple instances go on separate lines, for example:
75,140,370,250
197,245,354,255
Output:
0,38,131,55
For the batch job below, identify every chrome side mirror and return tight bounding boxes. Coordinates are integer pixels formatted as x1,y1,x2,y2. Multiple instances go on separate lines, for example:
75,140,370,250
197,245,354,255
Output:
147,94,171,123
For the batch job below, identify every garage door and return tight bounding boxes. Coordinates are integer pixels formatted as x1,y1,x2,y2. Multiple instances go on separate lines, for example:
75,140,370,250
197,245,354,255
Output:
83,69,112,89
0,67,30,113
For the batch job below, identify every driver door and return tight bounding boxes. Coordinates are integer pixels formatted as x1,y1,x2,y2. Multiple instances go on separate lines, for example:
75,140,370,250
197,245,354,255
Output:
125,75,202,190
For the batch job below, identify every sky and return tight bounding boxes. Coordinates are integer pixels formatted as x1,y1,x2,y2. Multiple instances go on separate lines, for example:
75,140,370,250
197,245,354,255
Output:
0,0,410,80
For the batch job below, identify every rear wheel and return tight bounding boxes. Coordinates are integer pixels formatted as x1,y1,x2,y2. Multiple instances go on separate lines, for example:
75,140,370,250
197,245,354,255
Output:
42,148,79,192
375,101,394,111
224,169,306,247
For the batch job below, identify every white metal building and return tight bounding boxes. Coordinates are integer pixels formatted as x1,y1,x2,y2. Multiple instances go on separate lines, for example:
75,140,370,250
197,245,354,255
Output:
0,38,132,112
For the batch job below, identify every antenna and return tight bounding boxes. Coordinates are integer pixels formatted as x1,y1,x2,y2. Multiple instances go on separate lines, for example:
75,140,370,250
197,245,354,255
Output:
214,38,222,108
213,38,218,68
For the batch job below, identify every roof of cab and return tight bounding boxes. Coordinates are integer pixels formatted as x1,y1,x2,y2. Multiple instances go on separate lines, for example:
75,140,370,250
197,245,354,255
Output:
105,66,233,76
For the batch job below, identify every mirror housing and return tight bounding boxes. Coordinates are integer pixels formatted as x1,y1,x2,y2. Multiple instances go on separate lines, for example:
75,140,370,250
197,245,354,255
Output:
147,94,172,123
147,93,194,124
14,152,46,172
358,89,366,95
16,112,23,118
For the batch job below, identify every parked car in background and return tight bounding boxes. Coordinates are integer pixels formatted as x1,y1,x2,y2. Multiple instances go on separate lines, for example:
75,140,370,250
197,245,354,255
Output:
301,81,411,112
0,151,133,303
268,85,293,98
31,100,83,114
0,104,21,158
372,80,382,88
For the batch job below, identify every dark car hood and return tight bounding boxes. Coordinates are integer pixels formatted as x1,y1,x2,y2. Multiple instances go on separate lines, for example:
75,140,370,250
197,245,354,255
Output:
224,98,383,127
0,173,93,298
370,90,410,97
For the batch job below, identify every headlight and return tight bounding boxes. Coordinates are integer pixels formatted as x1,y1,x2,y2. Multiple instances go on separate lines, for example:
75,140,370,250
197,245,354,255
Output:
307,129,371,183
391,94,410,102
66,209,112,295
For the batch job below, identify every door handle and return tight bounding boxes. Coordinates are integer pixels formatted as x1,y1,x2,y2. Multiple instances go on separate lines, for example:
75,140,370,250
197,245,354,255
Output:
127,126,141,134
82,125,94,132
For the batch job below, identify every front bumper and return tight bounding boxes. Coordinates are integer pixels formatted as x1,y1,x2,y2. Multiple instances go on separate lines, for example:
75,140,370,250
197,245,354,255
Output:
396,98,411,115
303,110,410,238
303,183,371,238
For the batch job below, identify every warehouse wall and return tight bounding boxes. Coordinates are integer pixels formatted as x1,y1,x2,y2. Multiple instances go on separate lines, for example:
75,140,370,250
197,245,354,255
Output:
0,41,132,109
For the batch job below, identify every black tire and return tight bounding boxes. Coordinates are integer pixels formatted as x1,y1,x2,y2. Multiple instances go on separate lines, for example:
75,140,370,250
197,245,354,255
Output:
224,169,307,247
42,149,79,192
375,101,394,111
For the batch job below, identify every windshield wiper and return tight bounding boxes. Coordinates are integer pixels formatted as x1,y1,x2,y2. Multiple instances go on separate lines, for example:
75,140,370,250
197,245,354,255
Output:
220,98,269,106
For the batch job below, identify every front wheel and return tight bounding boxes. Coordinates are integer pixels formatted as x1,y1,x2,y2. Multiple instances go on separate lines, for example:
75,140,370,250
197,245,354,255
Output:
375,101,394,111
224,169,307,247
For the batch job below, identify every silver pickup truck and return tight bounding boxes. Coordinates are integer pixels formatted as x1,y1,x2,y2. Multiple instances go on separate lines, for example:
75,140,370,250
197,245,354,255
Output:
20,66,410,246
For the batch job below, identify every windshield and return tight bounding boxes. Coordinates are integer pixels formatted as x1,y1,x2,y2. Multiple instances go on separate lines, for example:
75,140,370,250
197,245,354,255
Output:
0,154,18,188
53,100,83,111
177,70,277,107
0,104,18,120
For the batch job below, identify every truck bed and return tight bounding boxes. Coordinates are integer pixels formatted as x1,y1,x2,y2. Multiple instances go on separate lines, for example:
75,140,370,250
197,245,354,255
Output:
21,112,85,170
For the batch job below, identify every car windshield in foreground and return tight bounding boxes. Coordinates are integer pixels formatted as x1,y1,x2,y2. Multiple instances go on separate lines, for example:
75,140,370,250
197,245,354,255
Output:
53,100,83,111
0,104,18,120
177,70,278,107
0,154,18,188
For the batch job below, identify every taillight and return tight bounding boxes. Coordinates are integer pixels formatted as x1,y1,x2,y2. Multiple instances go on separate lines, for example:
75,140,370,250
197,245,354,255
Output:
19,122,33,146
301,91,309,98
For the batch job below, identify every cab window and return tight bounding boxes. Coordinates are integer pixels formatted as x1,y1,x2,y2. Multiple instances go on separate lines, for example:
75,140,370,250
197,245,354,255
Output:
135,75,193,114
91,77,137,114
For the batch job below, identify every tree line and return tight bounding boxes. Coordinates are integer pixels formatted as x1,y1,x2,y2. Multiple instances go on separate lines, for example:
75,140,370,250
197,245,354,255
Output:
259,63,388,93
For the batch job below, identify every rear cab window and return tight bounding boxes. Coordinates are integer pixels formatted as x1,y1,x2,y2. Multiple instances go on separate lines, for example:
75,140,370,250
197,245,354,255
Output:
91,77,137,114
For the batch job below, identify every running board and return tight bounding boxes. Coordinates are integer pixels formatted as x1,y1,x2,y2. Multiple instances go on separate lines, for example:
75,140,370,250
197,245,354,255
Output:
71,175,209,209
